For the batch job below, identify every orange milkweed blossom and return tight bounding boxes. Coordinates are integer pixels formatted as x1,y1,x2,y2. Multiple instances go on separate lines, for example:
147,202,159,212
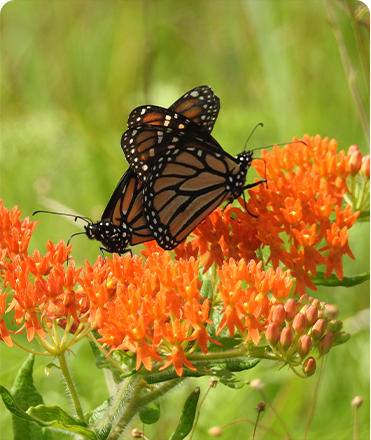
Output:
0,135,363,378
180,135,362,296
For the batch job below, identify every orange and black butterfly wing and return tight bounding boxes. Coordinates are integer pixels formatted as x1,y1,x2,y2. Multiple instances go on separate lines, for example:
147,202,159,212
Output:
127,85,220,133
122,125,226,180
85,168,152,253
141,145,256,249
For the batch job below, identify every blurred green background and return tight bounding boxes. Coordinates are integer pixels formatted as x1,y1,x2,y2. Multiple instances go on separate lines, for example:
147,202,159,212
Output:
0,1,369,439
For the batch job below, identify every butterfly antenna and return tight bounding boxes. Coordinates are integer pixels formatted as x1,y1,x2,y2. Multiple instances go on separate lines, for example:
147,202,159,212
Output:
244,123,264,152
33,210,93,225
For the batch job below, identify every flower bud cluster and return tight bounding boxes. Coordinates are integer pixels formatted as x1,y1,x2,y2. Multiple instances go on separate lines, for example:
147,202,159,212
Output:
265,295,349,377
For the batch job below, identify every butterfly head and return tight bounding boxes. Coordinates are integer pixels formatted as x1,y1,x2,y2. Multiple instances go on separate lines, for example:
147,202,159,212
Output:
85,220,130,254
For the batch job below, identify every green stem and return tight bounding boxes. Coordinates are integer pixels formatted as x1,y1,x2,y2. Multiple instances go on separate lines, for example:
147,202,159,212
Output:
104,376,184,440
57,351,86,423
324,0,370,146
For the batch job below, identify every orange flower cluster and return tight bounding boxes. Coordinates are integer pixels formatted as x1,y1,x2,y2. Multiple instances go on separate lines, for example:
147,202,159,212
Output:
177,135,362,295
0,201,37,264
0,134,361,376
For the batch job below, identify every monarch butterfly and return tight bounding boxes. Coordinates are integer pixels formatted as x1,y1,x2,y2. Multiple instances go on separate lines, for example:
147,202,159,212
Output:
121,91,266,251
86,85,221,253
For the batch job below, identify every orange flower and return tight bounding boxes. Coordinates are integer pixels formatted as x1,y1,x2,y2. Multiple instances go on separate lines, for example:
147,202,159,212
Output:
0,201,38,261
0,134,360,377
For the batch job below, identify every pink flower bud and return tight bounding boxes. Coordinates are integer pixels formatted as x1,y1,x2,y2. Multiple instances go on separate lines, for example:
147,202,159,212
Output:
311,298,320,308
318,333,333,355
311,318,326,341
266,322,280,347
302,357,316,377
272,304,286,327
361,154,370,179
292,313,306,335
300,304,309,315
323,304,338,320
298,334,312,358
305,305,318,326
347,144,360,155
280,326,293,350
348,147,363,175
284,298,297,321
298,294,310,306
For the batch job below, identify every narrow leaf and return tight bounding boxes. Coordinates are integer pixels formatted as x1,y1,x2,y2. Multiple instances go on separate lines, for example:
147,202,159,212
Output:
169,387,200,440
311,271,370,287
9,354,53,440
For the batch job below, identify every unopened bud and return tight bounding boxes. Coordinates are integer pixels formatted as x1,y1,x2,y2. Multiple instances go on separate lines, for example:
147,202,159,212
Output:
250,379,264,391
348,147,363,175
298,334,312,358
280,327,293,350
351,396,363,409
255,401,266,413
361,154,370,179
318,333,333,355
305,305,318,326
266,322,280,347
311,298,320,308
209,426,223,437
209,377,218,388
298,294,310,306
348,144,360,155
311,318,326,341
272,304,286,327
333,331,350,345
292,313,306,335
327,319,342,333
284,298,297,321
302,357,316,377
131,428,143,438
322,304,338,320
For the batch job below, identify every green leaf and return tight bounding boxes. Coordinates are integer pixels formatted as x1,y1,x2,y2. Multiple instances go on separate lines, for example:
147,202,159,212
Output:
27,404,83,425
209,367,247,389
141,357,260,385
200,279,213,300
85,396,115,440
357,210,370,221
311,271,370,287
1,383,97,440
88,339,123,384
8,354,53,440
139,401,161,425
169,387,200,440
26,405,97,440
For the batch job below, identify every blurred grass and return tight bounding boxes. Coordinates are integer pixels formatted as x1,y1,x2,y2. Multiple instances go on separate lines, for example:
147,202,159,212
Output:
0,1,369,439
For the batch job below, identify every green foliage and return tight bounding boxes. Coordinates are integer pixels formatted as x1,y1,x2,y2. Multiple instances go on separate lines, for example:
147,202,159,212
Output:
312,271,370,287
169,387,200,440
139,401,161,425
